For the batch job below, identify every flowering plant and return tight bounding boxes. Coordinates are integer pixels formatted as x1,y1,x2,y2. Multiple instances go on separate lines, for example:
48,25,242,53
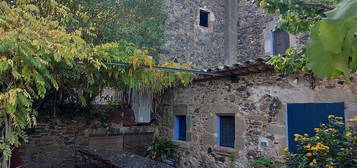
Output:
283,115,356,168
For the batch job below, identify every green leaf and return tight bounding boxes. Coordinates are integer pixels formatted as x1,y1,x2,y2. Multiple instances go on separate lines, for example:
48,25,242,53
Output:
306,19,356,79
325,0,357,20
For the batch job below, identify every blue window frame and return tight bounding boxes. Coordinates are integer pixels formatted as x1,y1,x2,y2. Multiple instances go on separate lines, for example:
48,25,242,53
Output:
287,103,344,152
173,115,186,141
217,115,235,148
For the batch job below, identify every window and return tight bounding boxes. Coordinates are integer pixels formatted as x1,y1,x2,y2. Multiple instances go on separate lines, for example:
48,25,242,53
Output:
287,103,344,152
270,29,290,55
217,116,235,148
199,9,210,27
174,115,186,141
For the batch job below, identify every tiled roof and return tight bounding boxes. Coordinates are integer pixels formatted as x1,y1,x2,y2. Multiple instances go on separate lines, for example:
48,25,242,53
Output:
200,58,273,77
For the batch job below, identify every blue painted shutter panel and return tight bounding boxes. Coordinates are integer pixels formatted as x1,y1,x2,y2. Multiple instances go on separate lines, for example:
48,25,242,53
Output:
178,116,186,141
220,116,235,148
199,10,209,27
287,103,344,152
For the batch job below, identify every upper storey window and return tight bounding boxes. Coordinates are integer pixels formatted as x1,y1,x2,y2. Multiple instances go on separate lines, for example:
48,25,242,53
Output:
199,9,210,27
270,29,290,55
197,8,213,29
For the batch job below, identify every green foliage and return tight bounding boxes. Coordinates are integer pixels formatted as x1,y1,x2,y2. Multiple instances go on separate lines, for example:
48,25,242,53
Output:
250,157,276,168
36,0,167,57
306,0,357,79
253,0,334,75
0,1,191,166
256,0,338,35
146,138,178,161
0,1,91,162
325,0,357,20
267,48,308,75
228,154,237,168
306,18,357,79
284,116,356,168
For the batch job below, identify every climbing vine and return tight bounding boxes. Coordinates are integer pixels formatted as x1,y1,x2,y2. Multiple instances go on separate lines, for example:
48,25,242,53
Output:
0,1,190,167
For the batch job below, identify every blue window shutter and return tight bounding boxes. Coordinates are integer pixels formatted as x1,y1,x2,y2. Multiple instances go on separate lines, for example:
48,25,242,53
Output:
174,116,186,141
178,116,186,140
219,116,235,148
287,103,344,152
199,10,209,27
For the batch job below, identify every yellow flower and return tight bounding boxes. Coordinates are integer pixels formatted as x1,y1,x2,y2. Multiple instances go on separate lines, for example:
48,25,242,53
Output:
309,159,317,166
304,144,311,149
328,115,335,119
283,147,288,151
306,152,312,157
352,116,357,121
311,143,329,151
259,0,266,8
345,132,352,136
294,133,302,137
304,133,309,137
326,164,334,168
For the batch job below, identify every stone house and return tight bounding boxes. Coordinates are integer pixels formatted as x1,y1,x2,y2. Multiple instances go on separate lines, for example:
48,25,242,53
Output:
18,0,357,168
153,0,357,168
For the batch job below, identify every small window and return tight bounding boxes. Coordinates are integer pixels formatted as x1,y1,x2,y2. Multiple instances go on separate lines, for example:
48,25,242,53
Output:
217,116,235,148
270,29,290,55
174,115,186,141
199,9,210,27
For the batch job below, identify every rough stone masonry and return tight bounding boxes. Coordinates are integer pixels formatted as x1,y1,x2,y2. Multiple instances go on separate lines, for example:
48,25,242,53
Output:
154,72,357,168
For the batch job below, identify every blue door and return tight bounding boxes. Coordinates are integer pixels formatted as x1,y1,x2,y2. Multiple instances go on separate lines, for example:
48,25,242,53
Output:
287,103,344,152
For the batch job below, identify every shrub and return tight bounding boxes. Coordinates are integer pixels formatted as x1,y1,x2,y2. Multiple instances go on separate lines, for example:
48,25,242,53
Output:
146,138,177,161
283,115,356,168
250,157,276,168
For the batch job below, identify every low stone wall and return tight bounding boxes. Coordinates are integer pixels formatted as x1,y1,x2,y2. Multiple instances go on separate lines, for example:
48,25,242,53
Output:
154,72,357,168
20,106,155,168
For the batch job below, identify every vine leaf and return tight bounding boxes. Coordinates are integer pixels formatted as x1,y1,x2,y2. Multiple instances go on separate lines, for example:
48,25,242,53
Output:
325,0,357,20
306,19,356,79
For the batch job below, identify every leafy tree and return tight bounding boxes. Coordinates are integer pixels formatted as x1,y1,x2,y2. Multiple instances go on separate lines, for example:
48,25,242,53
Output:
0,1,190,167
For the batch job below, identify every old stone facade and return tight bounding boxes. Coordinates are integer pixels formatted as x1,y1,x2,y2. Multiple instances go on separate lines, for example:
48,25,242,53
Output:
154,72,357,168
159,0,277,69
20,106,155,168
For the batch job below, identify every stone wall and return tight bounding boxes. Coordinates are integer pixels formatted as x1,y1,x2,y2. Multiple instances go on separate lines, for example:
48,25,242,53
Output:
154,72,357,168
159,0,278,69
159,0,226,69
20,106,155,168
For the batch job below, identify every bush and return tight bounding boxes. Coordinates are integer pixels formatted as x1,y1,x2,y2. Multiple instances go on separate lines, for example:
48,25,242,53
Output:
250,157,276,168
146,138,177,161
283,115,356,168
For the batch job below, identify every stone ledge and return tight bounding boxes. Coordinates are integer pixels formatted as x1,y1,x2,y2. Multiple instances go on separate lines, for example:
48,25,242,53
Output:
213,146,236,156
172,140,190,149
